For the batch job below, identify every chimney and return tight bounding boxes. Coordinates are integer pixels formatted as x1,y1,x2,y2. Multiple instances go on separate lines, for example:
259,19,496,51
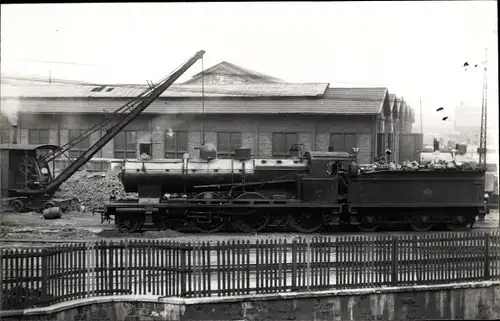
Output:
11,125,18,144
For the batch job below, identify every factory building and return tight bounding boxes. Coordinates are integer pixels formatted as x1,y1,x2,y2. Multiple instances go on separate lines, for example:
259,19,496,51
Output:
0,61,418,169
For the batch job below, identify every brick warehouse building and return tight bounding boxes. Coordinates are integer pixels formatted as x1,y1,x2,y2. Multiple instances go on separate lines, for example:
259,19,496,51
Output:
0,61,418,168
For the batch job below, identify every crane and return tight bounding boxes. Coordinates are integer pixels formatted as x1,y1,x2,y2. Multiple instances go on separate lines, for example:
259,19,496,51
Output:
14,50,206,198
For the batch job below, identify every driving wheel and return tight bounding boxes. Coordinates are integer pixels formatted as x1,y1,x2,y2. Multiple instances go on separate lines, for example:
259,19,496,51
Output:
188,192,226,233
232,192,270,233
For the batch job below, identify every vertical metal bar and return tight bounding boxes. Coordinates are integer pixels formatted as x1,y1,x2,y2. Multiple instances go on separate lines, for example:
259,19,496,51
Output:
392,237,398,286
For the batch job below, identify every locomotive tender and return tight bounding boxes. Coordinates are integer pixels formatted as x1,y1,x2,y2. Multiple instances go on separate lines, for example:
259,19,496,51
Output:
102,143,487,233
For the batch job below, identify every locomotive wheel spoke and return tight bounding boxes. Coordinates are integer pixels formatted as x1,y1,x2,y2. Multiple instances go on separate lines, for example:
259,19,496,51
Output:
232,192,270,233
233,213,270,233
190,192,226,233
288,212,323,233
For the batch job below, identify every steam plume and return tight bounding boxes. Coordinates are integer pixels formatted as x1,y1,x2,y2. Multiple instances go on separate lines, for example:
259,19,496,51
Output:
0,85,20,126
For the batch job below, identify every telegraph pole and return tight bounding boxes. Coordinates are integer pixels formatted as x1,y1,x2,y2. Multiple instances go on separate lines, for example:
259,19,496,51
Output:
478,48,488,168
419,96,423,134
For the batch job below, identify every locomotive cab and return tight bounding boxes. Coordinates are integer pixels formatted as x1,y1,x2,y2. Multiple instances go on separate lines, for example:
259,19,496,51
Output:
298,151,356,203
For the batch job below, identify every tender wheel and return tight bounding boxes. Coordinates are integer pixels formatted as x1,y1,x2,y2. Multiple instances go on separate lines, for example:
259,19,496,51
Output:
410,216,434,232
358,216,379,232
446,215,472,231
288,212,323,233
118,216,141,233
11,200,25,213
232,192,270,233
445,223,471,231
410,223,433,232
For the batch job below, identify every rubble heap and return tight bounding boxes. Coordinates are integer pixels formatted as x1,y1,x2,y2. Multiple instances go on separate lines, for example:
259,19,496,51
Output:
59,170,137,212
358,159,483,174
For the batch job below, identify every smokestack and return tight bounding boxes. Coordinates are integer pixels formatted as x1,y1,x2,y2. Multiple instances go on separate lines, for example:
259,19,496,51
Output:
11,125,18,144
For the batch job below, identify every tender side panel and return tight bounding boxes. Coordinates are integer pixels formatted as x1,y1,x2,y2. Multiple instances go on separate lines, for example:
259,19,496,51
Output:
348,170,486,208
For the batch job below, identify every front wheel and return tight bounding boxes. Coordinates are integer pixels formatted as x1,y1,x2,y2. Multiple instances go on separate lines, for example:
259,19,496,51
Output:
11,200,25,213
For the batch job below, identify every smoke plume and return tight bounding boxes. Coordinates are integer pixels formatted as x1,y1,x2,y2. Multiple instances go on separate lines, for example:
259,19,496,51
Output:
0,85,20,126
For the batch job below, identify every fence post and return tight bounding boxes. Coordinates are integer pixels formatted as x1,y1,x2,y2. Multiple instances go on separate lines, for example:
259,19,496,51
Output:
391,237,398,286
484,233,490,279
180,243,188,298
41,248,48,304
291,239,297,291
0,248,3,312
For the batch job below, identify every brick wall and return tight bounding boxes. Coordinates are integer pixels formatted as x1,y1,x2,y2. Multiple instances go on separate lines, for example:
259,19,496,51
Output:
15,113,378,163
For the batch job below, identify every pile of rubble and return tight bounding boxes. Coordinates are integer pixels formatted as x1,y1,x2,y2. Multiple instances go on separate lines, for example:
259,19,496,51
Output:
59,170,137,212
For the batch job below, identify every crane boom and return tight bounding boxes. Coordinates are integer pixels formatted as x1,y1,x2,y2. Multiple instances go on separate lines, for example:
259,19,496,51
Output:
29,50,205,196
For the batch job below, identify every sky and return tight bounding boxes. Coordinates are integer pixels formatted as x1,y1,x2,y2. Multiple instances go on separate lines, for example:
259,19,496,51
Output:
1,1,498,132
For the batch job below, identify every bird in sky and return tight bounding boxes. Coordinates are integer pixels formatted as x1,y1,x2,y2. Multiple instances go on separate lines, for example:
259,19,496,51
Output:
442,116,448,121
436,107,444,112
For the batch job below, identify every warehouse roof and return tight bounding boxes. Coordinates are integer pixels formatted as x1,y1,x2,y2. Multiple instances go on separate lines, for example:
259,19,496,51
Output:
184,61,285,84
0,86,390,116
0,83,329,98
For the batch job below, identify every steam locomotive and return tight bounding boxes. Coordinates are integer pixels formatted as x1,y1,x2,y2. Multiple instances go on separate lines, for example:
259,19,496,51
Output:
101,144,487,234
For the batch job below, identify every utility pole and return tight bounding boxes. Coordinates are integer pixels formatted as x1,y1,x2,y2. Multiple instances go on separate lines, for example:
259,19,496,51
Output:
478,48,488,168
419,96,423,134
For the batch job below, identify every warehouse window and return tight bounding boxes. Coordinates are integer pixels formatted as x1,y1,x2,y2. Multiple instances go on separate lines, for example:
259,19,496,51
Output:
217,132,242,159
28,129,50,145
272,132,298,158
165,131,188,158
329,133,357,153
114,131,137,159
0,129,11,143
68,129,91,158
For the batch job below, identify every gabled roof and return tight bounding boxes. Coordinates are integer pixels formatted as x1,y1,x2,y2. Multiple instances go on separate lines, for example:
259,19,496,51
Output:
184,61,285,84
388,94,396,111
322,87,388,114
0,86,389,116
0,83,329,98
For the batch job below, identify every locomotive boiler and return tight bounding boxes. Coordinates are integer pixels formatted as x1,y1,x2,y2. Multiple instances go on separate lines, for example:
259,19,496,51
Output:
120,144,323,195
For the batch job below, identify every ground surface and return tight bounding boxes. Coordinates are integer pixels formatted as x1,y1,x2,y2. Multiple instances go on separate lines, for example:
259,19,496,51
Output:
0,209,498,248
